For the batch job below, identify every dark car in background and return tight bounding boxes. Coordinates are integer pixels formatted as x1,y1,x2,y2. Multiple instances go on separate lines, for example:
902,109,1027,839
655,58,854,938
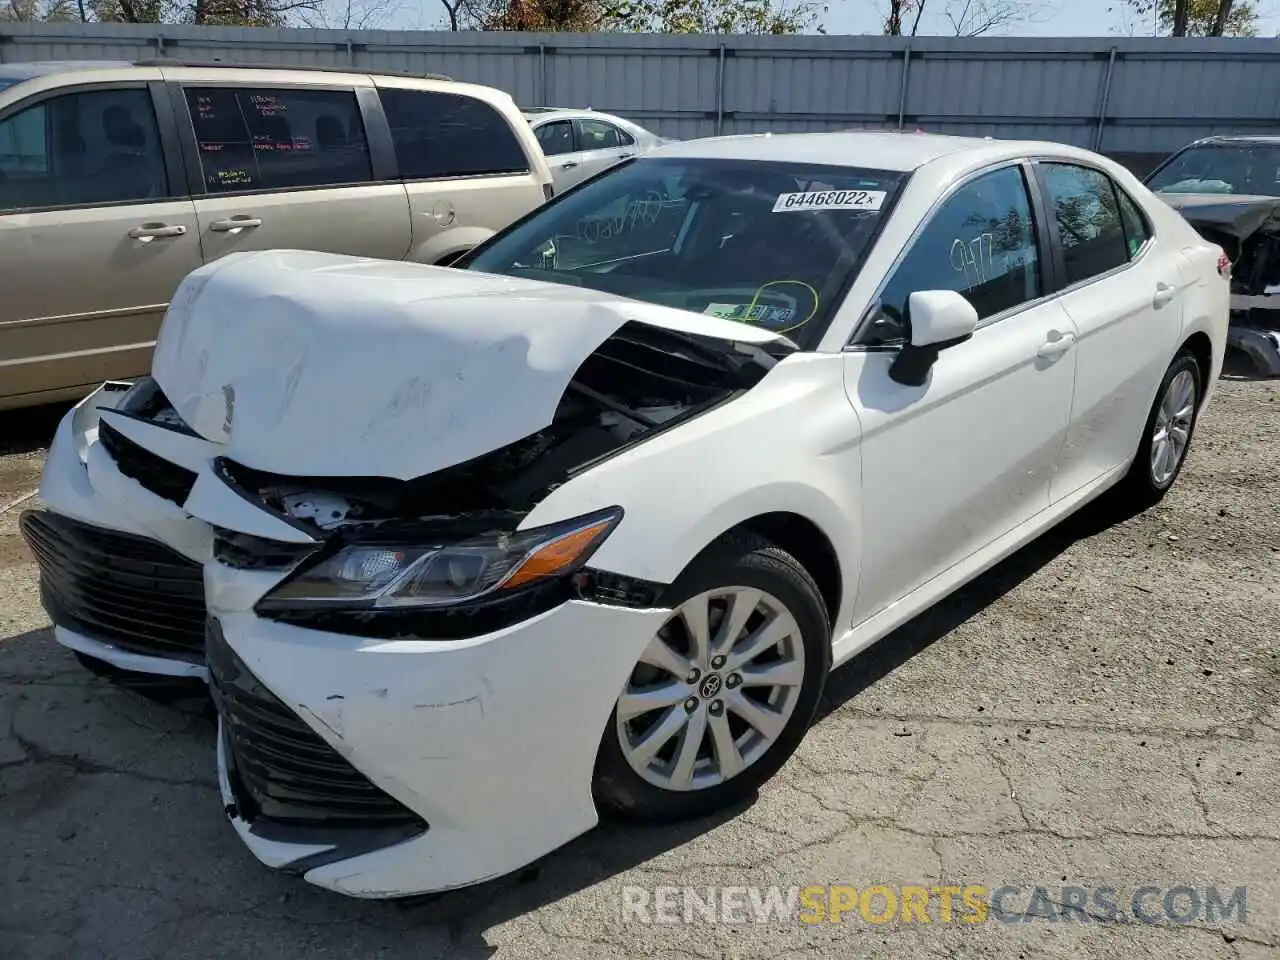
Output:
1146,136,1280,377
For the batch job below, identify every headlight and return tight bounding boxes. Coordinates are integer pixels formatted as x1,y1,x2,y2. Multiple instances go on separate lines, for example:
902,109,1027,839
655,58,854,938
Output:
256,507,622,611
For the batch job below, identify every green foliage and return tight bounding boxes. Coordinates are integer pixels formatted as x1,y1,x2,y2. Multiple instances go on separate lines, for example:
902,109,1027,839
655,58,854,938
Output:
603,0,824,33
1122,0,1260,37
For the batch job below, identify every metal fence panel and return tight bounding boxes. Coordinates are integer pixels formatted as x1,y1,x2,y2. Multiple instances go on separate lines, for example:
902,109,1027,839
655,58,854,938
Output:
1,25,1277,171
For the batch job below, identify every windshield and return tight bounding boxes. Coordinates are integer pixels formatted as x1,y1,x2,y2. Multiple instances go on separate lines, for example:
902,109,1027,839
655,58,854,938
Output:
465,157,907,346
1147,143,1280,198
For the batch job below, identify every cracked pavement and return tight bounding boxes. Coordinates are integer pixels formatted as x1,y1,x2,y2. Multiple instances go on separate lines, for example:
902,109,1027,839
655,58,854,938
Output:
1,378,1277,960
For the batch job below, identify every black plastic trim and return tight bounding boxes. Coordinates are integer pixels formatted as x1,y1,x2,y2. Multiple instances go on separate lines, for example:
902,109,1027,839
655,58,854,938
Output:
20,510,206,662
98,420,197,506
209,620,429,850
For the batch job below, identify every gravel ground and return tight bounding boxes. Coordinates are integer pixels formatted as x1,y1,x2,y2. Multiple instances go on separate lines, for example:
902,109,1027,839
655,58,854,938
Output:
0,378,1277,960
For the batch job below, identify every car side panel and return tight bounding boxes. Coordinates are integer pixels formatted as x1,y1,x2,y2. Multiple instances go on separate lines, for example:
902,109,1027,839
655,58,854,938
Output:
518,354,866,637
843,299,1079,623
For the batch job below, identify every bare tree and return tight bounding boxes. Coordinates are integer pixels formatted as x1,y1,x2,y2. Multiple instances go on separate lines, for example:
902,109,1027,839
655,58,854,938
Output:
298,0,403,28
944,0,1051,36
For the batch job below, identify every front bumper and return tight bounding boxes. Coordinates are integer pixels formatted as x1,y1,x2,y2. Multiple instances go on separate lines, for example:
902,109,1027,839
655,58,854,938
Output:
30,385,216,677
207,593,668,898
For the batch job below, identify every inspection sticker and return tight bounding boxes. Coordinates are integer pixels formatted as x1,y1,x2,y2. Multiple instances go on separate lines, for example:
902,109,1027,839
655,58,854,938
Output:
772,189,886,213
704,302,795,325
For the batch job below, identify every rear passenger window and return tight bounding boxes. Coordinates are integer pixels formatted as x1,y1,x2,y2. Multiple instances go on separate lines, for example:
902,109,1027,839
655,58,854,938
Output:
184,87,371,194
1038,163,1130,285
535,120,574,157
868,165,1041,345
575,118,631,150
1116,187,1152,258
380,88,530,180
0,88,168,211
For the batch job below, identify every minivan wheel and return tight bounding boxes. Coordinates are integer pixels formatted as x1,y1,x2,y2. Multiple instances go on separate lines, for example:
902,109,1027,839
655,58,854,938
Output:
593,531,830,823
1114,350,1203,510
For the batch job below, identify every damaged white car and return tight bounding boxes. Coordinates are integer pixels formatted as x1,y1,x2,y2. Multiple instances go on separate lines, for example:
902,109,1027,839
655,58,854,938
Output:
24,132,1228,898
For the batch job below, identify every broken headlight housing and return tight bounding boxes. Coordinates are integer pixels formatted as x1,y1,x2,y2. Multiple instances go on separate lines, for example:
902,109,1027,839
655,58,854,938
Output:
255,506,623,611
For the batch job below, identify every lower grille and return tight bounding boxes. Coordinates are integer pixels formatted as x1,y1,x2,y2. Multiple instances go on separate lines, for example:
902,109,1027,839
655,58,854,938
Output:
20,510,206,662
208,620,428,839
99,420,197,506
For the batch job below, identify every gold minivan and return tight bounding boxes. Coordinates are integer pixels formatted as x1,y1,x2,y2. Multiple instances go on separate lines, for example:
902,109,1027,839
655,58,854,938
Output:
0,60,556,411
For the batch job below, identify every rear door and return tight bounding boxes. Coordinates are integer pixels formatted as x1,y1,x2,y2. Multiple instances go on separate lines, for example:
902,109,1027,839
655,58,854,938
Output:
570,117,637,183
1031,161,1185,501
533,117,583,192
0,77,201,407
377,84,549,264
168,71,411,265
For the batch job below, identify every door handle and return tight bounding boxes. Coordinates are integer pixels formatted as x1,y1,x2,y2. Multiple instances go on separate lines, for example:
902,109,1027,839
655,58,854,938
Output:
209,216,263,233
1036,331,1076,360
619,153,635,159
559,161,578,170
1153,281,1176,309
127,223,186,241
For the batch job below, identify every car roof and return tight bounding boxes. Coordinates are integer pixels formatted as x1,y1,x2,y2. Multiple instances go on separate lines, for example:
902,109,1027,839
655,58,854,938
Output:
1185,135,1280,145
0,60,132,82
524,108,625,123
648,130,1080,173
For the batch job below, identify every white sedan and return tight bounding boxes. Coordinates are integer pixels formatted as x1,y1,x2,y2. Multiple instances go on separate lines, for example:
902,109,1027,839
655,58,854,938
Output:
524,107,670,192
23,132,1228,898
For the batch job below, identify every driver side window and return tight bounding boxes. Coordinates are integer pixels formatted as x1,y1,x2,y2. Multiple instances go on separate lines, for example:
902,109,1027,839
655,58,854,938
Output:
861,164,1041,347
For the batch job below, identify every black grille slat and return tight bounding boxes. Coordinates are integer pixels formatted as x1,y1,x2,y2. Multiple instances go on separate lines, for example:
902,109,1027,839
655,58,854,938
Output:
207,621,428,833
98,420,198,506
21,511,206,662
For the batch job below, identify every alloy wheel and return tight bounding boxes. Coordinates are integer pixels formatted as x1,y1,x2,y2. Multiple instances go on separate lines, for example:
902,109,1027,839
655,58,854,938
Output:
1150,368,1197,487
615,586,807,792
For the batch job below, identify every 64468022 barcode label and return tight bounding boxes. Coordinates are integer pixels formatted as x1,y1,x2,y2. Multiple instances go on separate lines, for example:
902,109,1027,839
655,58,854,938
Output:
771,190,887,213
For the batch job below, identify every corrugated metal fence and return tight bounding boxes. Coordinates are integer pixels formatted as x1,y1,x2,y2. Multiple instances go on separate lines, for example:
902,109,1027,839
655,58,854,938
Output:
1,24,1278,172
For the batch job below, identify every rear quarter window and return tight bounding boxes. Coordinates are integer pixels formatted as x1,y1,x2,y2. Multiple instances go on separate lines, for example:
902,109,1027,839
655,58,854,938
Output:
380,88,530,180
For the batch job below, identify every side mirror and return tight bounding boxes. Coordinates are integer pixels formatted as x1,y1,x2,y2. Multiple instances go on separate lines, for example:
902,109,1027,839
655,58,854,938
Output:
889,290,978,386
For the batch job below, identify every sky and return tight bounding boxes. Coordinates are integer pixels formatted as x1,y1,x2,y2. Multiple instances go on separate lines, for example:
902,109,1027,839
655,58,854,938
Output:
394,0,1280,36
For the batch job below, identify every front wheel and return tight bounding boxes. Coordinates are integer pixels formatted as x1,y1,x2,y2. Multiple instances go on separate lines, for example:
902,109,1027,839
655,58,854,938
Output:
593,531,831,823
1113,350,1203,510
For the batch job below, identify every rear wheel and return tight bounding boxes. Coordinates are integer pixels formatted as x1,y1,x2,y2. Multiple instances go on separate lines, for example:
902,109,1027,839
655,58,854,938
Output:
1112,350,1202,510
593,531,830,822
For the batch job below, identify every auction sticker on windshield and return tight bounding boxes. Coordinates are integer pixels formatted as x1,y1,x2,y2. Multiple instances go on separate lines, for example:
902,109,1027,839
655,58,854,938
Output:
773,190,886,213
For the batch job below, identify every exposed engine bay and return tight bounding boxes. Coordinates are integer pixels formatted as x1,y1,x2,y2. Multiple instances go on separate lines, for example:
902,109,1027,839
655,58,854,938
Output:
121,319,785,552
1162,194,1280,377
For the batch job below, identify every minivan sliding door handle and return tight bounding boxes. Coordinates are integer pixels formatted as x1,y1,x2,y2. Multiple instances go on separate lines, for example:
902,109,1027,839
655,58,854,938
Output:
209,217,263,232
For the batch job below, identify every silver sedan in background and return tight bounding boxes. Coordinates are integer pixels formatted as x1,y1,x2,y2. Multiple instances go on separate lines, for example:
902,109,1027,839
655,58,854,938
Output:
524,107,671,192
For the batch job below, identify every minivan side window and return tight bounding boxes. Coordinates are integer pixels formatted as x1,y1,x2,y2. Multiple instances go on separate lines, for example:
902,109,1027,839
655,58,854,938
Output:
863,164,1041,346
184,86,372,194
380,88,530,180
1038,162,1130,286
0,88,167,212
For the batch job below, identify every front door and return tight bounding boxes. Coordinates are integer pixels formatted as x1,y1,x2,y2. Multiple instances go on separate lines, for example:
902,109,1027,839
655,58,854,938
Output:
844,163,1079,623
0,83,201,407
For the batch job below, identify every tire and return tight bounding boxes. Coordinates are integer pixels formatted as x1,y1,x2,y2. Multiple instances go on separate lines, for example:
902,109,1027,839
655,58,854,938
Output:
593,530,831,823
1112,350,1203,511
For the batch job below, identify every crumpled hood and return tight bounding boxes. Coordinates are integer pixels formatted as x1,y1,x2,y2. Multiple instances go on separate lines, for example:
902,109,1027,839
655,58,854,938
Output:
1159,192,1280,243
152,249,789,481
